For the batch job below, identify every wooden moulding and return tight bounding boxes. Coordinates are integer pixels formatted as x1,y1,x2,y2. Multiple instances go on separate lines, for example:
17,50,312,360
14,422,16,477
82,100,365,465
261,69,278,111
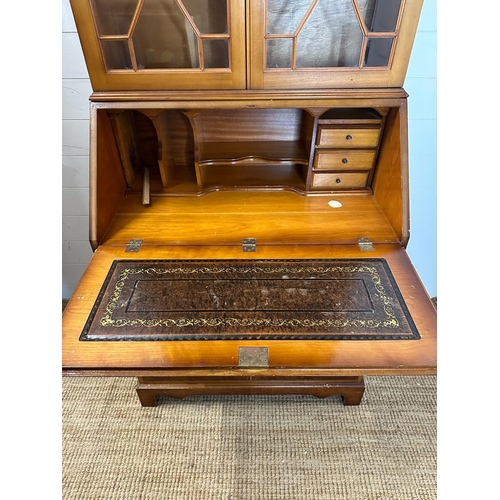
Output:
88,89,409,105
135,375,366,407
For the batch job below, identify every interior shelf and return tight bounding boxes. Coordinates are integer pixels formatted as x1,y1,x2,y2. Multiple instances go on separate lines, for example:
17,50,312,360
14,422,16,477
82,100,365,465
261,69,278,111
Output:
199,164,308,193
185,108,314,190
198,141,309,165
197,140,309,191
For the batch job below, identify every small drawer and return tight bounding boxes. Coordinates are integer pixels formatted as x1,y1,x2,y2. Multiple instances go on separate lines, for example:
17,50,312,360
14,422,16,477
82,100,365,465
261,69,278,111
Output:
310,172,369,189
314,150,376,170
317,126,381,148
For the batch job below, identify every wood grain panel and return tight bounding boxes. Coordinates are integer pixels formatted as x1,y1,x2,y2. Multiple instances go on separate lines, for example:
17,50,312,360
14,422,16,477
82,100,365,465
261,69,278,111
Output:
90,107,127,249
314,150,376,170
99,192,398,246
317,127,381,148
372,105,408,245
310,172,368,189
62,244,436,374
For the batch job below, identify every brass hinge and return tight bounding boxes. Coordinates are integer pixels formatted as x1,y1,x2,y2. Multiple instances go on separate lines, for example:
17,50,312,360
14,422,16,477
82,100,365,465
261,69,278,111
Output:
357,237,374,252
243,238,256,252
125,239,143,252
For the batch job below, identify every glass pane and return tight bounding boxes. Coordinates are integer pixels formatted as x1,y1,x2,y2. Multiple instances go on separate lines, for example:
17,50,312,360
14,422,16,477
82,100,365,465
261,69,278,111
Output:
183,0,228,34
133,0,199,69
361,0,401,33
266,39,293,68
296,0,363,68
203,39,229,68
91,0,139,36
364,37,393,66
266,0,311,34
101,40,133,69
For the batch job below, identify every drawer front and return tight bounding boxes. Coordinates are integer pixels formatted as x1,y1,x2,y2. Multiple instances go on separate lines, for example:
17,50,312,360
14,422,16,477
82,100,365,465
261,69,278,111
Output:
314,150,376,171
310,172,369,189
317,127,381,148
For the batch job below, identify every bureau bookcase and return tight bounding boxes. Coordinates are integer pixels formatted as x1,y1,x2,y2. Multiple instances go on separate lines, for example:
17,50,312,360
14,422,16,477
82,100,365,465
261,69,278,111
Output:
62,0,436,406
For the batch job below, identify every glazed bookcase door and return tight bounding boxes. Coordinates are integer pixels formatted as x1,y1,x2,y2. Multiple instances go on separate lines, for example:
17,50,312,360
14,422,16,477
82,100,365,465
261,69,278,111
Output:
70,0,246,91
248,0,423,89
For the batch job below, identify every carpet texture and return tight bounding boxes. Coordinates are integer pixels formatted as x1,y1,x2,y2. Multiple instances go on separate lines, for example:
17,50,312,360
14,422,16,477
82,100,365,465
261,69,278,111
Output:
62,375,436,500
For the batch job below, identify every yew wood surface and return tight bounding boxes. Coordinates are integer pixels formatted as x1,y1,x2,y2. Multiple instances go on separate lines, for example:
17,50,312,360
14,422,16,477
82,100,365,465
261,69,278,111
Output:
310,172,368,189
314,150,376,170
88,95,408,242
62,243,436,376
89,89,408,104
316,127,381,149
92,108,127,247
372,105,408,245
97,192,399,247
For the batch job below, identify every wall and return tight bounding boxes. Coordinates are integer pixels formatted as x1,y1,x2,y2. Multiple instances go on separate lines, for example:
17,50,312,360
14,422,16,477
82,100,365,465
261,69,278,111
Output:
61,0,437,299
404,0,437,299
62,0,93,299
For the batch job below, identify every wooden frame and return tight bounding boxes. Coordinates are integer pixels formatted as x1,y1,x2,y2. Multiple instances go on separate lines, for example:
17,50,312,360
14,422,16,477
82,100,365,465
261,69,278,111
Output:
71,0,423,92
63,245,436,371
70,0,247,90
63,1,435,407
248,0,424,89
87,91,411,249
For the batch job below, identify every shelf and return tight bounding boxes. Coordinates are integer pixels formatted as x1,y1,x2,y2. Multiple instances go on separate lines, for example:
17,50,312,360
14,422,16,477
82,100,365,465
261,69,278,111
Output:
319,107,385,125
200,164,307,193
198,141,309,166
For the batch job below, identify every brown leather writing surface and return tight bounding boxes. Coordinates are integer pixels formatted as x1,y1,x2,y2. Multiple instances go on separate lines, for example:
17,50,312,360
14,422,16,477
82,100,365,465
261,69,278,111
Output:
81,259,419,341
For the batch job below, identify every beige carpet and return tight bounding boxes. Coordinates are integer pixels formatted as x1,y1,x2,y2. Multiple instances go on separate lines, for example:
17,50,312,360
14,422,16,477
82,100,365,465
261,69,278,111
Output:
62,375,436,499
